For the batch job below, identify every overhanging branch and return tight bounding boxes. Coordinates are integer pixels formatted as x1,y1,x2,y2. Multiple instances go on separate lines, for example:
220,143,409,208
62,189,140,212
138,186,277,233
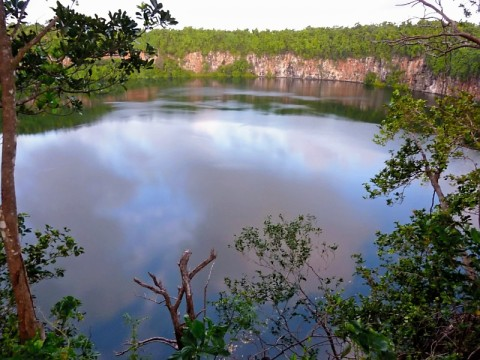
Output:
12,16,58,68
395,0,480,51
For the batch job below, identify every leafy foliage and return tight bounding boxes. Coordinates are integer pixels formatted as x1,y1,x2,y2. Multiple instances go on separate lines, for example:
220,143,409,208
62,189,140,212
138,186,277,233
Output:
353,210,480,359
364,90,480,209
135,0,177,31
0,215,97,359
120,314,149,360
212,59,255,78
6,0,177,115
0,215,84,335
215,215,351,359
359,70,480,358
1,0,177,345
2,296,98,359
337,320,395,360
214,210,480,359
364,71,379,87
168,316,230,359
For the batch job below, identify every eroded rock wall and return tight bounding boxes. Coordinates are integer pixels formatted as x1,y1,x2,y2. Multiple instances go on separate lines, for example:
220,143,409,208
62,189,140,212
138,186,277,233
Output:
179,51,479,95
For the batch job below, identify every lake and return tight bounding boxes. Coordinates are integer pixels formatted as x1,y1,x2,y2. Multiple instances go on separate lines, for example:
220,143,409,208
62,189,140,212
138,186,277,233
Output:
15,78,432,358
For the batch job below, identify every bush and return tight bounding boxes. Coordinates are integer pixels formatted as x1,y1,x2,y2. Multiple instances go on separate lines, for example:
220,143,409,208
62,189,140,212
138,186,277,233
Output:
364,71,378,87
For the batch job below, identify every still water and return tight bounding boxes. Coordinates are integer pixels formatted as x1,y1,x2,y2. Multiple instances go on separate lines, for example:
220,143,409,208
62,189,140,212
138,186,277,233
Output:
16,79,431,358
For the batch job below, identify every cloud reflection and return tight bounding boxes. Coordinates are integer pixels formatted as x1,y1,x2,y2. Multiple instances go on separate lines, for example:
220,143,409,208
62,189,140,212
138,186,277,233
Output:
14,82,429,357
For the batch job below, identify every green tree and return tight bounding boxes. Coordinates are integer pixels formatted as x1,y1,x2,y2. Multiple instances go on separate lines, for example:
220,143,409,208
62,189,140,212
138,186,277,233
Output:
0,0,176,342
353,3,480,357
364,90,480,217
353,209,480,358
362,91,480,285
0,215,97,358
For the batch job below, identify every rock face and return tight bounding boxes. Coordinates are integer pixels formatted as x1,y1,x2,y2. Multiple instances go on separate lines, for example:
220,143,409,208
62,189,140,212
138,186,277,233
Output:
179,52,479,95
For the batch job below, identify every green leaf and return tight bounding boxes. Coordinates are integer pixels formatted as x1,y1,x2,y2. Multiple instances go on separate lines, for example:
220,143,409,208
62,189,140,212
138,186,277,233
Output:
189,319,205,342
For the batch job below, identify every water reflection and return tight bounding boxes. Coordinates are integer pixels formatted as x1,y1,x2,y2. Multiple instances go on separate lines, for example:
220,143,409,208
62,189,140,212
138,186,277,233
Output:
15,80,430,358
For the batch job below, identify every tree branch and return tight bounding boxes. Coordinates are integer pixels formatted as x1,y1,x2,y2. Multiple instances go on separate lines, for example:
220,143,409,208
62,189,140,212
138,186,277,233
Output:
189,248,217,280
12,16,58,69
178,249,217,320
409,0,455,24
133,273,183,344
11,0,31,38
173,249,217,314
115,336,178,356
396,0,480,51
130,249,217,354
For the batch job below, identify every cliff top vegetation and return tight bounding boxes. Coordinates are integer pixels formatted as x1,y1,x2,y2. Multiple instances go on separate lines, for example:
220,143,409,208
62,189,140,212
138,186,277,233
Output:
138,21,480,80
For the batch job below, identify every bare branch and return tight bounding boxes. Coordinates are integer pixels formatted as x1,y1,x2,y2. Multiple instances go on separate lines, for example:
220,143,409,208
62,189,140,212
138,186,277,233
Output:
128,249,218,356
134,277,166,297
202,258,216,318
115,337,178,356
189,248,217,280
389,32,480,49
173,249,217,314
414,0,455,24
179,250,196,320
148,272,163,290
395,0,480,53
135,293,165,305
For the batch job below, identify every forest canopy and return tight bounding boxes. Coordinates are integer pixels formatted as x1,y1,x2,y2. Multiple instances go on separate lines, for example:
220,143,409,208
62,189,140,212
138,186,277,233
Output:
137,21,480,80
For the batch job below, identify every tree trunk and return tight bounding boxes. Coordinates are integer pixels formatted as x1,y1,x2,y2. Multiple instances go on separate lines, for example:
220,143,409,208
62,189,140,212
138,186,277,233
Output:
0,3,43,342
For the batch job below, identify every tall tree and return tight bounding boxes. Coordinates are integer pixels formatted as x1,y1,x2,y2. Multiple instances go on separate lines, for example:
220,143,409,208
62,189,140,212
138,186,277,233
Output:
0,0,176,342
365,0,480,225
365,2,480,279
359,2,480,356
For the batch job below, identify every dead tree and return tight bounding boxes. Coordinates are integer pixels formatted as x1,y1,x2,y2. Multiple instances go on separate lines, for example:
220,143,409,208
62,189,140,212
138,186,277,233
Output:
116,249,217,356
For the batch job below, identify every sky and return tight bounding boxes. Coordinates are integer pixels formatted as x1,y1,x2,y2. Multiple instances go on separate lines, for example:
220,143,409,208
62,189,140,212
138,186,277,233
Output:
25,0,471,30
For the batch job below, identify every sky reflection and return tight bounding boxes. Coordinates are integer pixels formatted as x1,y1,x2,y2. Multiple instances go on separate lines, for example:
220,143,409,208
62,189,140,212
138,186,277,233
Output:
14,80,431,358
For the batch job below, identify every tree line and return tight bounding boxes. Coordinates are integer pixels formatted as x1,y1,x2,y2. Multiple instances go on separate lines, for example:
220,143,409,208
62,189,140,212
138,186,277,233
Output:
137,21,480,80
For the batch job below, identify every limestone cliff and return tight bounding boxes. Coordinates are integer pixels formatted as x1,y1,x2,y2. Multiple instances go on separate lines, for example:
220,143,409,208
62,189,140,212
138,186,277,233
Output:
178,52,479,95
